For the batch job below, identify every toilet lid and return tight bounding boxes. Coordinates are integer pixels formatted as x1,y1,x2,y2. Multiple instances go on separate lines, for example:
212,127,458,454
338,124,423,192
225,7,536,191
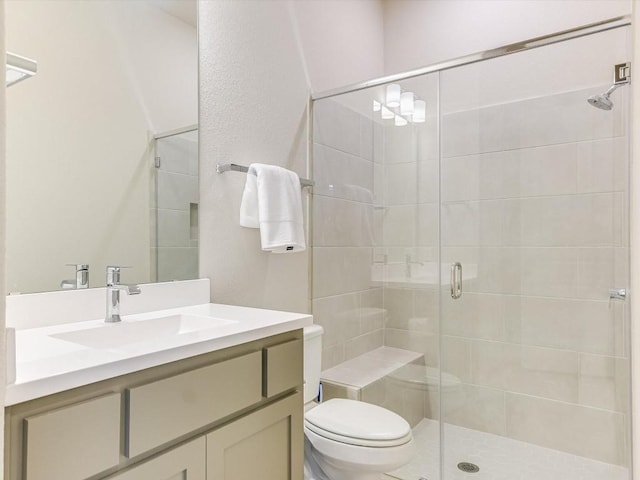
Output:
305,399,411,447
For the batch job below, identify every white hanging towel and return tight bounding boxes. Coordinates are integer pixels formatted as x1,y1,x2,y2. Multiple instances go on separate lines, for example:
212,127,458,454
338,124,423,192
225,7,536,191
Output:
239,163,306,253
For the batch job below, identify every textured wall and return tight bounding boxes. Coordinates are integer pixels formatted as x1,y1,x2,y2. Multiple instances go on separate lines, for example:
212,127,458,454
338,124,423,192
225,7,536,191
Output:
198,0,311,313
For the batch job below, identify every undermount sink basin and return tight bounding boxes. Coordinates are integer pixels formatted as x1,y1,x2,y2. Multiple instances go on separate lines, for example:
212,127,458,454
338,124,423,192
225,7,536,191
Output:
50,314,237,350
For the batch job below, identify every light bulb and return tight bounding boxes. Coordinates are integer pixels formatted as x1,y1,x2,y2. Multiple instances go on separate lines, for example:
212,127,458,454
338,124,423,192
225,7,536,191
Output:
413,100,426,123
395,115,408,127
373,100,381,112
386,84,401,107
400,92,414,116
381,106,394,120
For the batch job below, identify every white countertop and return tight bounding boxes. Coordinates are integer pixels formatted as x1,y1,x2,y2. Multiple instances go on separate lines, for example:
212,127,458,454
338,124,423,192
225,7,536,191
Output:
6,303,312,406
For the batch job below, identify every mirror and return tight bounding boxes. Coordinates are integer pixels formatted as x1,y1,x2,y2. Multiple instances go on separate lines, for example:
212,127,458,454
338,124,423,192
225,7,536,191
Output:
5,0,198,294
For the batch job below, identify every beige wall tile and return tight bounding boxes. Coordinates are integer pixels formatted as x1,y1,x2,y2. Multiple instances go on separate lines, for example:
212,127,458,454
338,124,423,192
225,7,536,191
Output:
442,292,505,341
504,344,579,403
313,99,362,157
505,296,623,356
580,354,629,413
506,393,626,465
385,162,418,206
359,288,385,333
444,384,506,436
470,340,507,389
313,195,378,247
313,144,374,200
383,205,416,246
312,293,359,348
384,288,414,330
313,247,372,298
321,344,345,371
385,328,438,366
384,124,417,164
577,137,627,194
344,329,384,361
441,335,471,382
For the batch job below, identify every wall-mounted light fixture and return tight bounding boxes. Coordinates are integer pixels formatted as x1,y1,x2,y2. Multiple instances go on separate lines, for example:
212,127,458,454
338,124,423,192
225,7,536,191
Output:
413,100,426,123
376,84,426,127
386,84,401,108
6,52,37,87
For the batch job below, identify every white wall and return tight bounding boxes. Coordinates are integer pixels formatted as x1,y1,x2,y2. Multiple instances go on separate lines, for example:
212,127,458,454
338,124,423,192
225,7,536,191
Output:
383,0,631,74
5,1,196,294
291,0,384,93
198,0,384,313
199,0,310,313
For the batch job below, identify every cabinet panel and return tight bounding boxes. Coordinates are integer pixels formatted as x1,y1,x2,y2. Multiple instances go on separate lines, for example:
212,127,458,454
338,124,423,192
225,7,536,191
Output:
24,393,120,480
105,437,205,480
206,392,303,480
127,350,262,457
263,339,303,398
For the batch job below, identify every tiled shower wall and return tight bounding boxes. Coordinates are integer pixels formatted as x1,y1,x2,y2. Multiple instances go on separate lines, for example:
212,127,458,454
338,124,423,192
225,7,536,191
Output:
312,100,386,371
439,85,629,465
152,133,199,282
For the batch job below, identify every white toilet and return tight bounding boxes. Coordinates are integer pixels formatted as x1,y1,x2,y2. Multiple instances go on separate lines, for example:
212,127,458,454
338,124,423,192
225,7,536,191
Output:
303,325,415,480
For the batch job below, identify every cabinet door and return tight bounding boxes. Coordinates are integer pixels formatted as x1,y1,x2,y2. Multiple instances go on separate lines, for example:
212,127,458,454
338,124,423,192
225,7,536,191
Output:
206,392,303,480
105,437,205,480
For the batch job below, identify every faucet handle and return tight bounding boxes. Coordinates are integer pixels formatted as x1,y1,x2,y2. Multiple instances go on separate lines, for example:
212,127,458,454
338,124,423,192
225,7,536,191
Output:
66,263,89,270
106,265,132,285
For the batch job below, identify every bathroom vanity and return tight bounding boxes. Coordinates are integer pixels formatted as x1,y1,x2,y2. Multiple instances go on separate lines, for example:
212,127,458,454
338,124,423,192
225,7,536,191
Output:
4,280,312,480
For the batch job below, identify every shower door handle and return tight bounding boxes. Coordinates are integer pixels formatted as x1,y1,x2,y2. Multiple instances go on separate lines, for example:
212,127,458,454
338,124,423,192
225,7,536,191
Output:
450,262,462,299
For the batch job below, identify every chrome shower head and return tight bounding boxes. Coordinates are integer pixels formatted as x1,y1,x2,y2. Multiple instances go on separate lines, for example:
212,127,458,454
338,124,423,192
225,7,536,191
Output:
587,82,624,111
587,92,614,110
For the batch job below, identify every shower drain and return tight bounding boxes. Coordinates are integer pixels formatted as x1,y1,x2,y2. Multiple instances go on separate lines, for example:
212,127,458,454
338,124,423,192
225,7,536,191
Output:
457,462,480,473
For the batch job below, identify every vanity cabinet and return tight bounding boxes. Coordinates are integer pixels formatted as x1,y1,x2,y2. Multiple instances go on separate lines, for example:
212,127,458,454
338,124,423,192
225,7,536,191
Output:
106,438,206,480
206,392,302,480
4,330,303,480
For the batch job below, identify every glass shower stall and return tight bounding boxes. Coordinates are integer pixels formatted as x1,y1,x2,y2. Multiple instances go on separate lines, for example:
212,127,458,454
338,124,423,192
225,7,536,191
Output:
311,19,631,480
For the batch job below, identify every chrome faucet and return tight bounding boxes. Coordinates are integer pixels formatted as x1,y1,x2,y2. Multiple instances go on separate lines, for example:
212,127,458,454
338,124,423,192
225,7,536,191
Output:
60,264,89,289
105,266,141,323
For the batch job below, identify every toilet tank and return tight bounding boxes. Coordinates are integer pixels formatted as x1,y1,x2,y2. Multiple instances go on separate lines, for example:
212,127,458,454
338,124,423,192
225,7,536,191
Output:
303,325,323,404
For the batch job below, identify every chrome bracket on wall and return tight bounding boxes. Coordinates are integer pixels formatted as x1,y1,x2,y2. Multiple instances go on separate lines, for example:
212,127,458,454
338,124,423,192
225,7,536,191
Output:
614,62,631,84
609,288,627,301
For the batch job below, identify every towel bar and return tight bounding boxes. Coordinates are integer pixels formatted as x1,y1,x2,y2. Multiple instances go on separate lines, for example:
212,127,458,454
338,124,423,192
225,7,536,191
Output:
217,163,315,188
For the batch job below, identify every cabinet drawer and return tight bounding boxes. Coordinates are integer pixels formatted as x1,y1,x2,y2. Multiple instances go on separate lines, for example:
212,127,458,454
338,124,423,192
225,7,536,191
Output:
263,339,302,398
24,393,121,480
126,350,262,457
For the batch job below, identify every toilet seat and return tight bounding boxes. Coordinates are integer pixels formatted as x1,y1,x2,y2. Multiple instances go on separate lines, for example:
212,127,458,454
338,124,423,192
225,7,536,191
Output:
305,399,412,448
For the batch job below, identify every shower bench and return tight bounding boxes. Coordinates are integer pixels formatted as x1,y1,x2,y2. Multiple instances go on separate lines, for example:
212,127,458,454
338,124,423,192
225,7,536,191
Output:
320,346,427,426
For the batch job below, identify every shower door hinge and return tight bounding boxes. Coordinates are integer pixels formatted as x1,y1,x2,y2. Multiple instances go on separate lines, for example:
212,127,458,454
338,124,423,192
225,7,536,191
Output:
615,62,631,84
155,156,161,168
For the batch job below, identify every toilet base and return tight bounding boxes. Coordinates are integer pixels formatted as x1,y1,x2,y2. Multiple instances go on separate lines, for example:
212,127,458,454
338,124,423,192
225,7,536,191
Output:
304,433,413,480
304,438,330,480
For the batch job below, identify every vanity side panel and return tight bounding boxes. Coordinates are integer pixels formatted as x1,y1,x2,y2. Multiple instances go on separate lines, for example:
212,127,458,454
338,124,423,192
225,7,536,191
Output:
263,338,303,398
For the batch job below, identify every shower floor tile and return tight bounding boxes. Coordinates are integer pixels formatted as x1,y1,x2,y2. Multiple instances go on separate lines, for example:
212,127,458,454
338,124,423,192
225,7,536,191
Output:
385,419,628,480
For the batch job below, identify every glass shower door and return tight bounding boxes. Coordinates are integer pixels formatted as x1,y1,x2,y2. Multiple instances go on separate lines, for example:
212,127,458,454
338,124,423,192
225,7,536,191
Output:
153,129,199,282
439,26,631,480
